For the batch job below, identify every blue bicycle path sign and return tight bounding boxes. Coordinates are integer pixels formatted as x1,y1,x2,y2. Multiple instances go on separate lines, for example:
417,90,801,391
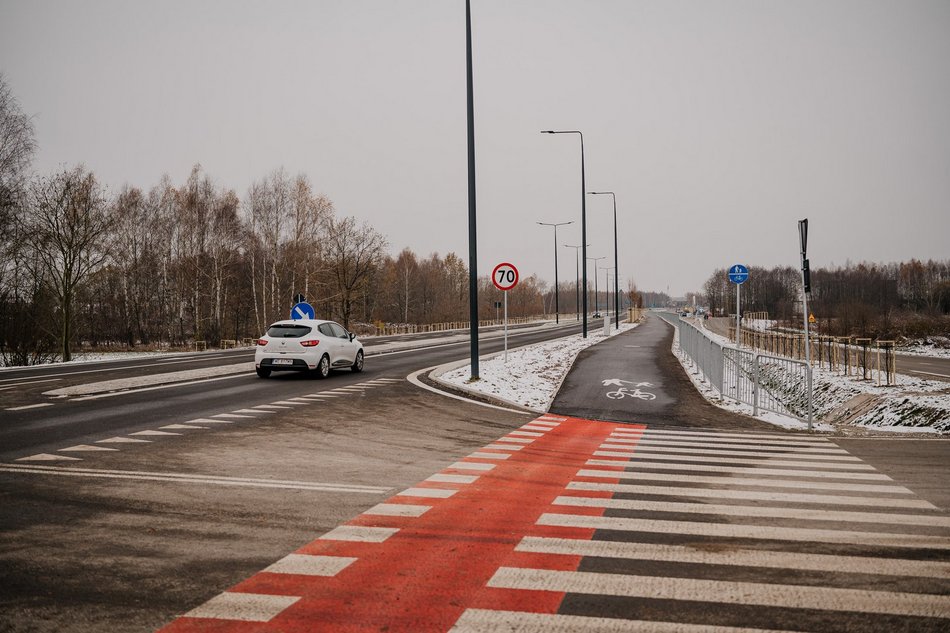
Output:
728,264,749,284
290,302,315,320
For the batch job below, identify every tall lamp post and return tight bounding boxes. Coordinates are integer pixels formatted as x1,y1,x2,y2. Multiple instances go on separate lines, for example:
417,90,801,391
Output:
542,130,587,337
537,221,573,324
588,256,606,316
565,244,586,322
589,191,620,328
601,267,616,321
465,0,479,378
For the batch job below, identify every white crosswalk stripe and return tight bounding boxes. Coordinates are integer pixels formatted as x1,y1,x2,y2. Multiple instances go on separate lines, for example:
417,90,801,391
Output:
471,426,950,632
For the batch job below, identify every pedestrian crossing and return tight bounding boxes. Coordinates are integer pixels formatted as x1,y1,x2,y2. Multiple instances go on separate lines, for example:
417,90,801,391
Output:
155,416,949,632
460,424,950,632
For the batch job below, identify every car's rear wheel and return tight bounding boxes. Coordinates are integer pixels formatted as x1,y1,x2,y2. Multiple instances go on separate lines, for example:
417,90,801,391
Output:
256,368,271,378
351,350,364,373
314,354,331,379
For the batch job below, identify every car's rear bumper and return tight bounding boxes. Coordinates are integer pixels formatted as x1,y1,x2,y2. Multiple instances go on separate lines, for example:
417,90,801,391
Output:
257,357,312,371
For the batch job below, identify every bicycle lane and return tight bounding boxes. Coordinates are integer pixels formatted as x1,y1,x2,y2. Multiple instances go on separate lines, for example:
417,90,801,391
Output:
157,415,638,632
549,314,779,430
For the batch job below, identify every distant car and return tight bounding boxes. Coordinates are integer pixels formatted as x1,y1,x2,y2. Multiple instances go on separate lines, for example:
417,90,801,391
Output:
593,313,602,318
254,319,363,378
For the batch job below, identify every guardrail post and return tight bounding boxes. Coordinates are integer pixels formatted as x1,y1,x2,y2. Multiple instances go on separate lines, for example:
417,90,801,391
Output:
752,353,760,416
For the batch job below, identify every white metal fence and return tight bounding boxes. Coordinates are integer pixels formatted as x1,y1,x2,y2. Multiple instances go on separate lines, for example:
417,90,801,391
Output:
661,313,814,428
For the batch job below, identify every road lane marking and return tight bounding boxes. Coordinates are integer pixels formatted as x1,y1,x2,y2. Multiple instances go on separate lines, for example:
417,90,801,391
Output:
5,403,54,411
509,430,544,437
537,513,950,549
634,429,835,442
233,408,274,414
71,372,251,401
909,370,950,378
96,437,151,444
255,404,291,410
495,437,533,444
0,378,62,391
449,461,496,471
608,435,831,448
584,460,889,480
468,452,510,460
521,425,554,431
212,413,254,419
627,439,848,453
14,453,80,462
263,554,357,577
517,536,950,578
427,473,479,484
595,447,862,461
576,469,910,493
567,481,938,509
451,609,798,633
319,526,399,542
183,418,232,425
130,430,181,436
483,444,523,451
553,496,950,528
59,445,118,452
160,424,208,430
589,453,877,470
0,463,392,493
487,567,950,618
397,487,458,498
183,592,299,622
364,503,431,517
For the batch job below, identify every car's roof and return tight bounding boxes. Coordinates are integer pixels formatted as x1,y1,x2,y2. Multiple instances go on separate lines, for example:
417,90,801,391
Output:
268,319,335,327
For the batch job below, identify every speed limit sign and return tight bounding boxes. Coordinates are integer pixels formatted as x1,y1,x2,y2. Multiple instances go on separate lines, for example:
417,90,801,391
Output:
492,262,519,291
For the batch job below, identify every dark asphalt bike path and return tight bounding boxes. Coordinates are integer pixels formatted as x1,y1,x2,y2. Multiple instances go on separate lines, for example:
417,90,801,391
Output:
549,314,780,431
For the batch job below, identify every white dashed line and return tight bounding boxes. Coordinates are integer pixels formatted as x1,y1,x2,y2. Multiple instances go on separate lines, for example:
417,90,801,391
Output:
319,526,399,542
264,554,357,577
184,592,300,623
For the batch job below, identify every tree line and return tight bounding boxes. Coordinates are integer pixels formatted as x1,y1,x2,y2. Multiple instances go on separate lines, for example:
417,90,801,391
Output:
2,76,577,365
702,259,950,339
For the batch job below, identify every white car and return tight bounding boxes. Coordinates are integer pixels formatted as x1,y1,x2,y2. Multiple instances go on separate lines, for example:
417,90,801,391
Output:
254,319,363,378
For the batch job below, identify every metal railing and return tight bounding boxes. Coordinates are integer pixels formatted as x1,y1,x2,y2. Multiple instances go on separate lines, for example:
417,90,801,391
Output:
662,313,814,428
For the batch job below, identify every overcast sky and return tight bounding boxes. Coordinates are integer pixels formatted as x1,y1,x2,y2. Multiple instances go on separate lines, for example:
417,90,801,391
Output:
2,0,948,297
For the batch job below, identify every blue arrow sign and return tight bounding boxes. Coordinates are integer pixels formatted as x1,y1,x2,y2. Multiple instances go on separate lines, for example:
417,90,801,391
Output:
290,302,315,320
728,264,749,284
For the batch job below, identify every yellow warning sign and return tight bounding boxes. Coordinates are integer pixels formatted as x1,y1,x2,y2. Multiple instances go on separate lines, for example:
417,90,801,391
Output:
808,313,816,324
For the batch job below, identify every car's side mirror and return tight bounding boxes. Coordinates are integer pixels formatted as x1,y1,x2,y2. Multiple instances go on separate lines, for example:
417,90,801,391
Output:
349,333,356,342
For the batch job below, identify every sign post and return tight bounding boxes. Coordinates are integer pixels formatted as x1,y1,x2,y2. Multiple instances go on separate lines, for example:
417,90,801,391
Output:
728,264,749,348
492,262,519,362
799,219,813,430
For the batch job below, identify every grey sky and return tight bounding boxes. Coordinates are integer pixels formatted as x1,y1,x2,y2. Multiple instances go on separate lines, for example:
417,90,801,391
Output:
2,0,948,297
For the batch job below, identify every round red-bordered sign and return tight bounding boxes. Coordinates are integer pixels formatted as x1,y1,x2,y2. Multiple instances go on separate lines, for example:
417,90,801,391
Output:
492,262,519,291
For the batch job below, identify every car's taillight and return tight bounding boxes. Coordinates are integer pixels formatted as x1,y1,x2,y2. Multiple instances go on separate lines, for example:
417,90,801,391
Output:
300,340,320,347
257,339,268,346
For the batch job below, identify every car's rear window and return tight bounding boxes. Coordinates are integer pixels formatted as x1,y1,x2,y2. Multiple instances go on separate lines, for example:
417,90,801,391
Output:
266,324,313,338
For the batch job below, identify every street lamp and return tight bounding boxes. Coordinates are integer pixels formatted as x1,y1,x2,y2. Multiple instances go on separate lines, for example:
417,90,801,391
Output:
537,221,573,324
565,244,588,322
465,0,479,379
542,130,588,337
588,256,606,316
589,191,620,329
601,267,616,320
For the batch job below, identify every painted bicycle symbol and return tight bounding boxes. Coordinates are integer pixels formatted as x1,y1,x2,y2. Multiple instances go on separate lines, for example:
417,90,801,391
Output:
602,379,656,401
605,387,657,401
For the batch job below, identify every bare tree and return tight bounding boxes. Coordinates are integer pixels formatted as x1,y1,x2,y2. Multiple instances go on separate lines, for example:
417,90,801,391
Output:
25,167,112,361
0,74,35,233
325,216,386,329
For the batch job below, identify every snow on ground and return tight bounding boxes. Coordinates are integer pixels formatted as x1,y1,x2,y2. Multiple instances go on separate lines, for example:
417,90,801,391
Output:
439,321,640,413
690,317,950,433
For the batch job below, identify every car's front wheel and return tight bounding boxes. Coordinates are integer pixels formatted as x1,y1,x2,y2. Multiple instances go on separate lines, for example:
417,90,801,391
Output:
256,367,271,378
314,354,331,379
351,350,364,373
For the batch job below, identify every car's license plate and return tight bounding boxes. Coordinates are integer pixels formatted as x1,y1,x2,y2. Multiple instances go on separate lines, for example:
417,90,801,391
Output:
273,358,294,365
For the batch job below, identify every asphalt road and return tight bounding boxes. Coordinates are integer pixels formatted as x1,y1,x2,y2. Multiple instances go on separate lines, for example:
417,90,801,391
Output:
550,315,785,431
1,315,948,632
